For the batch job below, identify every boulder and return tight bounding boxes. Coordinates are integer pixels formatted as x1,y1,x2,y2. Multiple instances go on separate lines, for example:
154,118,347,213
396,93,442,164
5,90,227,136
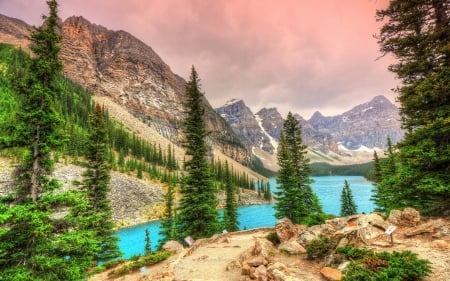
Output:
320,267,342,281
404,220,436,237
275,218,298,243
278,240,306,255
388,208,420,227
161,240,184,253
247,256,268,267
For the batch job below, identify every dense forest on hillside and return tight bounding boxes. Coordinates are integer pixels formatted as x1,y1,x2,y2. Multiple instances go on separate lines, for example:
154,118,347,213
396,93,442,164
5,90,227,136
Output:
0,43,262,192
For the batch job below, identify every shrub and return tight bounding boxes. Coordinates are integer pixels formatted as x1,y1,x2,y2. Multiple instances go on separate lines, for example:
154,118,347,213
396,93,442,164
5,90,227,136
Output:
108,251,172,277
338,247,432,281
265,231,280,246
306,236,339,260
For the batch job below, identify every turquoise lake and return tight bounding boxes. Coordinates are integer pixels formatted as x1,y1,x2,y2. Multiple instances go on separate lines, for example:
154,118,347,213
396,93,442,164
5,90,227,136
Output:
116,176,375,258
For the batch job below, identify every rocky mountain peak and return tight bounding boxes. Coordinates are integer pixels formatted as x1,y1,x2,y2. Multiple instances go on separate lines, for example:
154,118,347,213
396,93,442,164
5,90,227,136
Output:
255,107,284,140
216,100,275,154
309,95,403,149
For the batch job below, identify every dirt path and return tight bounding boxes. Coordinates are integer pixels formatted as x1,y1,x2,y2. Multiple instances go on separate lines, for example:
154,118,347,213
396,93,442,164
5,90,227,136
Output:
90,226,449,281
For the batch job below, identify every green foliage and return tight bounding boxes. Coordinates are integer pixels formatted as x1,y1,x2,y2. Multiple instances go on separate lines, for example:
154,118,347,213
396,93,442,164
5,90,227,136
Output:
222,161,239,232
265,231,280,246
274,112,324,225
177,66,219,239
310,162,374,177
144,228,152,254
376,0,450,215
306,236,338,260
108,251,172,277
340,180,358,216
77,104,121,262
337,246,432,281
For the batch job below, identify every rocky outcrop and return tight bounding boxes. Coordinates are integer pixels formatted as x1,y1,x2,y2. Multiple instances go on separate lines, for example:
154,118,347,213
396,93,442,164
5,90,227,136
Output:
0,14,32,50
309,95,404,149
216,99,275,153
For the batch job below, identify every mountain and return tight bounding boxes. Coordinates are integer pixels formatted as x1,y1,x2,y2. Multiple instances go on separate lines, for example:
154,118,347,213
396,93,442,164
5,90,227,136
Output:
0,14,252,166
216,101,342,155
308,95,403,149
216,99,276,154
216,95,403,169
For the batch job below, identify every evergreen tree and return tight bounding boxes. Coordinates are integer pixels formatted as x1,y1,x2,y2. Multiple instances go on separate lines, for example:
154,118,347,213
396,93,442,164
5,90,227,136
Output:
340,180,358,216
144,228,152,254
80,103,121,261
274,112,324,225
159,178,177,246
377,0,450,214
223,161,239,232
0,2,97,279
177,66,218,239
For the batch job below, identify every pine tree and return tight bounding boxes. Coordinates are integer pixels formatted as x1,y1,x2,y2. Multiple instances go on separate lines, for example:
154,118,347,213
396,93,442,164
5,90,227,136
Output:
340,180,358,216
159,178,177,246
144,228,152,254
177,66,218,239
0,1,97,279
377,0,450,214
274,112,324,225
223,161,239,232
80,103,121,261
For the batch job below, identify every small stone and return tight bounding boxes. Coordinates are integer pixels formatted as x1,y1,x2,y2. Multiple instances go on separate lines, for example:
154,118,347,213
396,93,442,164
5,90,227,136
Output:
431,240,449,249
320,267,342,281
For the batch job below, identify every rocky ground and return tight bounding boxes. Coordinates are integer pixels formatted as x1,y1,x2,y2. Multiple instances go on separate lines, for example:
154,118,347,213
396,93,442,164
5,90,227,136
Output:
0,157,270,228
90,208,450,281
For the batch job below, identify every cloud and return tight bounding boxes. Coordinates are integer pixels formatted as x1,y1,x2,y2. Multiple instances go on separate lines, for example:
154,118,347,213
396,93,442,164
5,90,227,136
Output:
1,0,397,118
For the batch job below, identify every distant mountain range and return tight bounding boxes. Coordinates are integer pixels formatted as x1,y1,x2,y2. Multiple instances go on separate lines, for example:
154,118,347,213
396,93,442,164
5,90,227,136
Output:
216,95,404,167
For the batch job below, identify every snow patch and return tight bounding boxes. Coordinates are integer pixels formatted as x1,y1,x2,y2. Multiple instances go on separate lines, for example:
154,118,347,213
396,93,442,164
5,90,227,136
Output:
255,114,278,152
224,99,242,107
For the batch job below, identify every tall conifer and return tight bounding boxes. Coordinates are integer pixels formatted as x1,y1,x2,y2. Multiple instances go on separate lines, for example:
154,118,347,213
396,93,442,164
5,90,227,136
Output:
377,0,450,214
223,161,239,232
1,1,97,279
80,103,121,261
274,113,324,225
340,180,358,216
177,66,218,239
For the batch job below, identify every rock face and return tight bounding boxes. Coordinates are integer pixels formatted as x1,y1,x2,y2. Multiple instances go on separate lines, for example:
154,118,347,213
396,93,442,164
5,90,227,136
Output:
216,99,275,153
309,95,404,149
60,16,250,163
0,14,32,50
0,14,251,165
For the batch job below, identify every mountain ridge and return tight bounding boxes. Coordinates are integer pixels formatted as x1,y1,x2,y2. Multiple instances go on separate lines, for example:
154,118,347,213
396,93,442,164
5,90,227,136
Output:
0,13,253,167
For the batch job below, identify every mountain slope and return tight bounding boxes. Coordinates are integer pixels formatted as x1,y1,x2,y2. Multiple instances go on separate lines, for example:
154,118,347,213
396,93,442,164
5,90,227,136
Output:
309,95,403,149
0,13,252,166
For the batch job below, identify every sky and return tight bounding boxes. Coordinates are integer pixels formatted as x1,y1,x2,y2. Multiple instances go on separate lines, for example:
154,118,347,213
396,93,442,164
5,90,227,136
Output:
0,0,398,119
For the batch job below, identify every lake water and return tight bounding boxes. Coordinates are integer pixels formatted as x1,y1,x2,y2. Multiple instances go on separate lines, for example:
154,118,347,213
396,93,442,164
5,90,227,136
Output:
116,176,375,258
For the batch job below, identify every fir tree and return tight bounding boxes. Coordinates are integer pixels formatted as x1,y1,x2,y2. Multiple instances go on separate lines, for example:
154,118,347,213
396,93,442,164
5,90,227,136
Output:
376,0,450,214
144,228,152,254
340,180,358,216
223,161,239,232
0,1,97,279
274,112,324,225
80,103,121,261
159,177,177,246
177,66,218,239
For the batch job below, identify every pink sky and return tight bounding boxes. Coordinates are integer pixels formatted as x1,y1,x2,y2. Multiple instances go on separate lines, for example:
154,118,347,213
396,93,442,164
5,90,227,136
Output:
1,0,397,118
